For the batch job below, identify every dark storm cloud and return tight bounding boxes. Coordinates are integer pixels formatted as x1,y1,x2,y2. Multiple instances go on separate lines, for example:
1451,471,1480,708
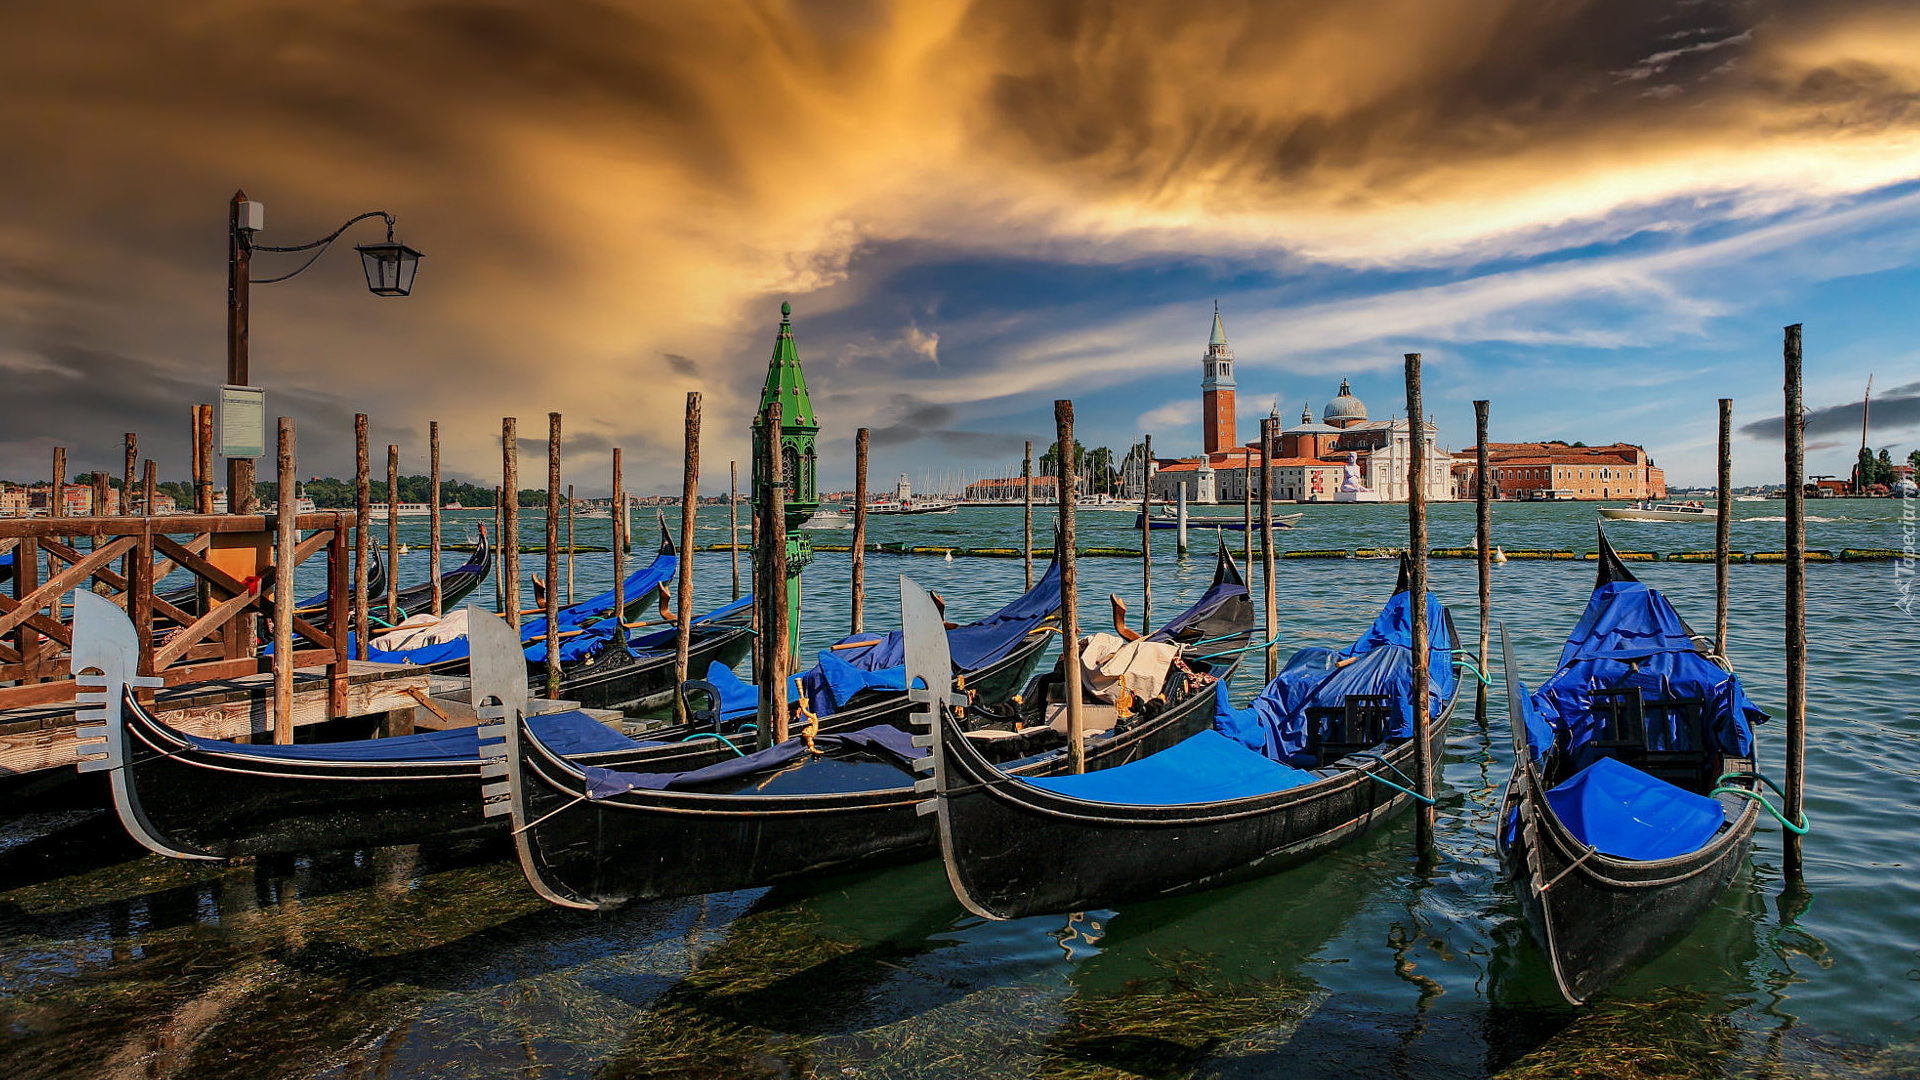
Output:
2,0,1919,480
1741,380,1920,441
866,394,1031,456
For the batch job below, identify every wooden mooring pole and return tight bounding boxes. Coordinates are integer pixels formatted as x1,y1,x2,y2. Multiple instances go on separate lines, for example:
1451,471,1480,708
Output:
545,413,563,700
1140,434,1153,634
122,434,136,515
1022,441,1035,591
430,421,443,616
757,401,789,750
1406,353,1435,852
1260,418,1278,682
1715,399,1733,659
503,418,520,630
674,393,701,724
354,415,370,659
728,461,740,600
612,448,626,639
1242,445,1253,565
50,447,64,519
194,405,215,514
1783,325,1807,881
273,417,296,743
1056,401,1084,774
386,445,400,624
141,461,156,520
1475,400,1491,724
852,427,869,633
566,484,577,606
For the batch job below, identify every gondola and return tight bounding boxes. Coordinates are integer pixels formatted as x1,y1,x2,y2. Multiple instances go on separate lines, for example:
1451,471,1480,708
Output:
1496,531,1769,1005
921,560,1461,920
387,524,493,617
67,555,1071,860
486,544,1255,909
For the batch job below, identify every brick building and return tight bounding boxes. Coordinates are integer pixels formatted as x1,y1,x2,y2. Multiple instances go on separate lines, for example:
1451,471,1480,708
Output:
1454,442,1667,501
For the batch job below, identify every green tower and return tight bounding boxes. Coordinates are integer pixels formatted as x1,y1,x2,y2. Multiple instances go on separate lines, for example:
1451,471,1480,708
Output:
751,301,819,657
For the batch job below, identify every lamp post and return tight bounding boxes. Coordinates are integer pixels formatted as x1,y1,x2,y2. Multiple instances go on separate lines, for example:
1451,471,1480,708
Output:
225,189,422,512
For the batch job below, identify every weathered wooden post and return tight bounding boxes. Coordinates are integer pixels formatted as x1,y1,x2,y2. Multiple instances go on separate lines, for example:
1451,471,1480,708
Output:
1783,325,1807,880
386,445,400,623
728,460,741,600
756,400,789,750
852,427,869,632
1406,353,1435,853
1242,444,1253,564
1022,441,1035,590
194,405,216,514
141,460,156,520
545,413,563,699
1057,400,1084,774
503,418,520,630
122,434,136,515
612,448,626,639
493,487,504,612
1260,418,1278,682
566,484,577,606
1475,400,1492,723
674,393,701,723
354,415,370,659
273,417,297,744
430,420,444,616
50,447,64,519
1140,433,1153,633
1715,398,1733,659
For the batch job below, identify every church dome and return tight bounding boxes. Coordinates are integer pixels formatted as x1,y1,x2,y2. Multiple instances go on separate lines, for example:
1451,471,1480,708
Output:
1322,379,1367,425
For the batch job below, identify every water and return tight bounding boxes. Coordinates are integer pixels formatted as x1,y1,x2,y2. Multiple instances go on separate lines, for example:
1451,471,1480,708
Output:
3,500,1916,1078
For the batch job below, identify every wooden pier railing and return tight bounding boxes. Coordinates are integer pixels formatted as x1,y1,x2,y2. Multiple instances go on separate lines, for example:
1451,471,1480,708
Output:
0,513,352,713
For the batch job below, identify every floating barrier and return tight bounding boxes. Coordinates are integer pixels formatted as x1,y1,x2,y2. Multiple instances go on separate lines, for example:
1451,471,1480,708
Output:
1838,548,1905,561
706,542,1877,563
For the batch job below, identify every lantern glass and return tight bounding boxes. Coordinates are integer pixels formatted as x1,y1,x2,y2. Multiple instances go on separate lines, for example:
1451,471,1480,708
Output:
354,241,424,297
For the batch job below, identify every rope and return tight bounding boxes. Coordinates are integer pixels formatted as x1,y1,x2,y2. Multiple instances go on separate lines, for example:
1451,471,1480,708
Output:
1710,771,1810,835
1450,649,1493,686
680,732,747,756
1345,751,1436,806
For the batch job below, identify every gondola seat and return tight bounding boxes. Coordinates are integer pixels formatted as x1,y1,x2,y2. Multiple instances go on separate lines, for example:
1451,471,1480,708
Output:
1543,755,1725,861
1023,730,1313,806
1587,687,1713,790
1306,693,1393,765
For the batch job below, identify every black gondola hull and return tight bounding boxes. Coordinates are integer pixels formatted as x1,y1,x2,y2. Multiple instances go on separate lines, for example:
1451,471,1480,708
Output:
933,691,1456,920
507,665,1227,908
1498,770,1760,1005
554,624,755,713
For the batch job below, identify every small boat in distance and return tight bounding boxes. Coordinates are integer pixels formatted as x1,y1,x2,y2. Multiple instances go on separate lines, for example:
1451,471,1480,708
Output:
866,498,958,515
1135,511,1301,531
1596,501,1718,522
800,507,853,529
367,502,433,518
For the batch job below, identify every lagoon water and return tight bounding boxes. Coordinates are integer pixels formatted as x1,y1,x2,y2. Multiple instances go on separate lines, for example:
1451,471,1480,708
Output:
3,499,1916,1078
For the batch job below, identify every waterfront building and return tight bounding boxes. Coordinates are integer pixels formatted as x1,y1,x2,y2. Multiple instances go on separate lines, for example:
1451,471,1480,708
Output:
1200,305,1237,456
1456,442,1667,500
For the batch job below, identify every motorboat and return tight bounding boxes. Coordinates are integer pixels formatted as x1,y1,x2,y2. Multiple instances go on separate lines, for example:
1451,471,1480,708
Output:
1596,501,1717,522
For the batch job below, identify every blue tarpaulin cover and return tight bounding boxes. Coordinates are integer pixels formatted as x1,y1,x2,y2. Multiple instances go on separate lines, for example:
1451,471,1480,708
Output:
1213,590,1456,765
1544,755,1726,860
1531,580,1764,770
182,709,644,762
581,725,920,797
1023,729,1314,805
1516,678,1557,765
801,560,1062,715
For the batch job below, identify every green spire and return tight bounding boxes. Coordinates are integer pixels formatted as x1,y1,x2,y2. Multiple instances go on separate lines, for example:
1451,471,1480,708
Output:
759,300,818,429
1210,301,1227,347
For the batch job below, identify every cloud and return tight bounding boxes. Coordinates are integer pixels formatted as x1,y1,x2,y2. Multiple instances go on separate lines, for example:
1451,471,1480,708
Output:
1741,380,1920,441
3,0,1920,484
1138,398,1198,433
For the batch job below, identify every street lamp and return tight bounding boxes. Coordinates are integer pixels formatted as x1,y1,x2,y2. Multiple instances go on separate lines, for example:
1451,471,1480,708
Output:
224,189,423,511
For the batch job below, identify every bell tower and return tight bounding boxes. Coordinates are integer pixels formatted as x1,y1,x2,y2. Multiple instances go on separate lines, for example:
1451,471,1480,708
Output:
1201,303,1237,456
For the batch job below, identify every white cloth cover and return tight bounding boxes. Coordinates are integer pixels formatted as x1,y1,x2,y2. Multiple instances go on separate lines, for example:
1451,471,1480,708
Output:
1076,632,1179,707
371,608,471,652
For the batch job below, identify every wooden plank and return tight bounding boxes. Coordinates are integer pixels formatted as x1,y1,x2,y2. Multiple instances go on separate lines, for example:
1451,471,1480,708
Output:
0,536,136,638
0,667,430,773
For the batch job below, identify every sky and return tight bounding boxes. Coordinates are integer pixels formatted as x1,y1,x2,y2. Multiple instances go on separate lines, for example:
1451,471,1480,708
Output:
3,0,1919,494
